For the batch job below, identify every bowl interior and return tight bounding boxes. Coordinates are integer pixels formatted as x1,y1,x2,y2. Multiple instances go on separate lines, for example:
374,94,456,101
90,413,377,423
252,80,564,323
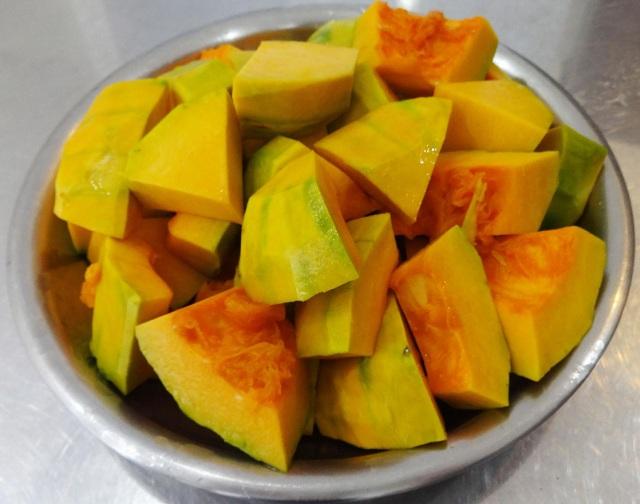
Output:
9,5,634,501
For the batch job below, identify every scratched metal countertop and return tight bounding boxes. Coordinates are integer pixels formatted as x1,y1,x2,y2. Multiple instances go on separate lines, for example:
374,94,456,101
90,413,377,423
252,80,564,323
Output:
1,1,639,502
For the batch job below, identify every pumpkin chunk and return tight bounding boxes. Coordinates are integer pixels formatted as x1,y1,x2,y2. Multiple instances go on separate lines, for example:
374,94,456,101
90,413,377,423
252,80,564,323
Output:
391,226,510,409
296,213,399,357
88,218,206,309
158,59,236,105
167,213,240,277
308,19,356,47
90,238,172,394
239,151,360,304
127,89,243,223
55,79,168,237
315,97,451,224
136,288,311,472
331,63,396,129
435,80,554,151
397,151,559,239
353,1,497,95
538,124,607,229
315,294,446,448
481,226,606,381
233,41,358,136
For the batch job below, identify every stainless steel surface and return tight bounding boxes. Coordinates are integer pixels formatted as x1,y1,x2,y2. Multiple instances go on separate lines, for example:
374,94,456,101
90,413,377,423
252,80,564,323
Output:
1,1,638,502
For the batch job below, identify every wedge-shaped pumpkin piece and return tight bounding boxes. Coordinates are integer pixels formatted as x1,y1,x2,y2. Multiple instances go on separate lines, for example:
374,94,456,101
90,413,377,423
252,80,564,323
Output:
391,226,510,409
354,2,497,95
331,63,396,129
136,288,311,472
240,151,360,304
482,227,606,381
55,150,142,238
315,97,451,224
87,218,205,309
167,213,240,277
315,294,446,448
245,136,376,220
413,151,559,240
233,41,358,136
158,59,236,105
538,125,607,229
61,111,165,158
435,80,554,152
90,237,172,395
296,213,398,357
127,89,243,223
308,18,356,47
85,79,170,119
55,80,169,237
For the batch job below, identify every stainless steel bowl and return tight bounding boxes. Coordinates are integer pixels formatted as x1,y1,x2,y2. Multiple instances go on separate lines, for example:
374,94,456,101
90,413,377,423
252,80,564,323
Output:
7,5,634,501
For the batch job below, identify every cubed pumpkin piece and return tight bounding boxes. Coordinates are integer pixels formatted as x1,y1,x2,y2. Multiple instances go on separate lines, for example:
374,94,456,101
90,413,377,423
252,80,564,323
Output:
435,80,554,151
131,218,206,309
391,225,510,409
55,80,169,237
408,151,559,240
315,294,446,448
55,150,142,238
232,41,358,136
296,213,398,357
308,19,356,47
61,111,162,158
127,89,243,223
538,125,607,228
354,2,497,95
331,63,396,130
167,213,240,277
158,59,236,104
136,288,311,472
239,151,360,304
90,238,172,395
481,227,606,381
87,219,206,309
315,97,451,224
85,79,170,119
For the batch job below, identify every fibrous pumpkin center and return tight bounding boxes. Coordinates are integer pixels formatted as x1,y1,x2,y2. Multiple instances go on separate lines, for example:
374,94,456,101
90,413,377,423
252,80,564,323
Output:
172,288,296,403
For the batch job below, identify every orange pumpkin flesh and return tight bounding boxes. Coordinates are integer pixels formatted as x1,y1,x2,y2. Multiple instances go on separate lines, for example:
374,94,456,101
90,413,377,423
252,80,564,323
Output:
354,1,497,95
393,151,559,239
136,288,311,471
481,227,606,381
391,226,510,409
